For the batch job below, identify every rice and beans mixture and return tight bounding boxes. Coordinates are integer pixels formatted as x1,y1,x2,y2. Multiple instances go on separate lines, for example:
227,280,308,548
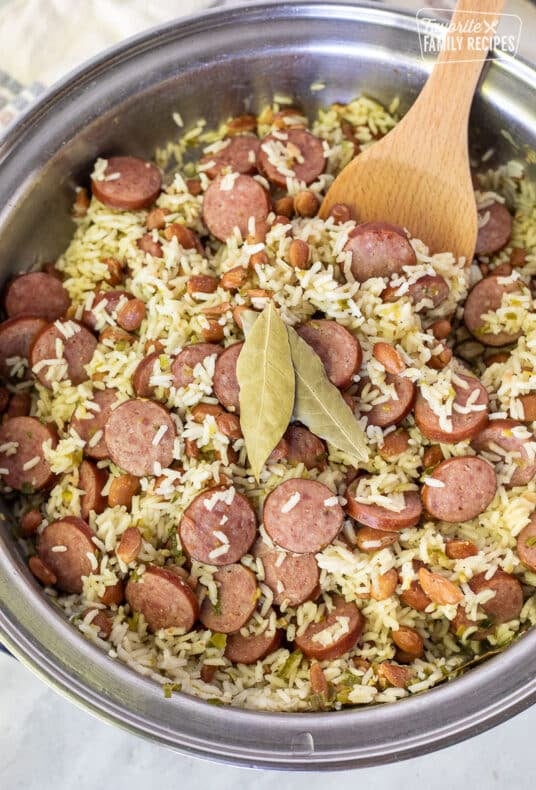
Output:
1,96,536,710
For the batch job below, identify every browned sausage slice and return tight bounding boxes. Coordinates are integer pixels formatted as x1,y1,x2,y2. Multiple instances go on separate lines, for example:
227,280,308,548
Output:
30,321,97,388
199,564,258,633
470,570,523,625
0,316,48,380
517,514,536,571
294,595,365,660
132,351,161,398
213,342,242,413
414,373,489,443
384,274,449,309
421,456,496,522
70,388,120,460
346,478,422,531
355,526,399,553
202,174,271,242
252,538,320,606
91,156,162,211
224,627,282,665
201,136,261,179
38,516,97,593
296,320,362,389
4,272,70,322
464,275,526,347
471,419,536,488
0,416,56,492
359,375,416,429
82,290,132,331
104,399,175,476
125,565,199,631
475,202,512,256
257,129,325,187
79,460,108,519
263,479,344,553
179,485,257,565
343,222,416,282
171,343,222,389
269,424,327,470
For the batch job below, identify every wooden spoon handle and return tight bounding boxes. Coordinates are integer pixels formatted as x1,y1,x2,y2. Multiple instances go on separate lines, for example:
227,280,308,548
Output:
412,0,505,141
436,0,506,67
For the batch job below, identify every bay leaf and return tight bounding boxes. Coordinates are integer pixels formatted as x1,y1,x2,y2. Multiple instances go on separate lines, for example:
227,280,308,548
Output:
236,302,295,481
286,326,369,465
240,309,260,337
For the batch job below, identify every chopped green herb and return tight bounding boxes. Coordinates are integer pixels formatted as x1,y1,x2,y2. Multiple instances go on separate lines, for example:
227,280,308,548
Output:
21,482,35,495
206,698,224,706
277,649,303,679
525,536,536,548
167,531,184,560
162,682,181,699
127,612,140,631
209,632,227,650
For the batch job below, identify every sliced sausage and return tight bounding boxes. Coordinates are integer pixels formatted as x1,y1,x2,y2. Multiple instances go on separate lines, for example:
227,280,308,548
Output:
270,424,327,470
213,342,242,413
378,429,410,460
179,485,257,565
263,478,344,553
0,416,56,492
464,275,526,347
30,321,97,388
343,222,417,282
37,516,97,593
171,343,222,389
252,538,320,606
202,174,271,242
414,373,489,443
422,456,496,522
471,419,536,488
475,201,513,256
82,290,132,331
4,272,70,322
359,375,416,429
384,274,449,309
257,129,325,187
70,388,120,460
201,136,260,179
355,526,399,553
346,478,422,531
104,399,175,476
125,565,199,631
4,391,31,419
294,595,365,660
296,320,362,389
224,627,282,665
0,316,48,380
79,460,107,519
516,514,536,571
199,564,258,633
470,570,523,625
133,351,161,398
91,156,162,211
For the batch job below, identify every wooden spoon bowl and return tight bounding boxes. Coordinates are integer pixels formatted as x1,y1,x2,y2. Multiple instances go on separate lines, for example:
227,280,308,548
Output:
320,0,506,263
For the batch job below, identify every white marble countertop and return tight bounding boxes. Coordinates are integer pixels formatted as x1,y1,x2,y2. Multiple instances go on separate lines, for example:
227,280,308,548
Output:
1,650,535,787
1,1,536,786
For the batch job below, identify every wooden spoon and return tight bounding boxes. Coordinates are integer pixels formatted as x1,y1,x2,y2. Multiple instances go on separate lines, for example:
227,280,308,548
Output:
319,0,505,263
